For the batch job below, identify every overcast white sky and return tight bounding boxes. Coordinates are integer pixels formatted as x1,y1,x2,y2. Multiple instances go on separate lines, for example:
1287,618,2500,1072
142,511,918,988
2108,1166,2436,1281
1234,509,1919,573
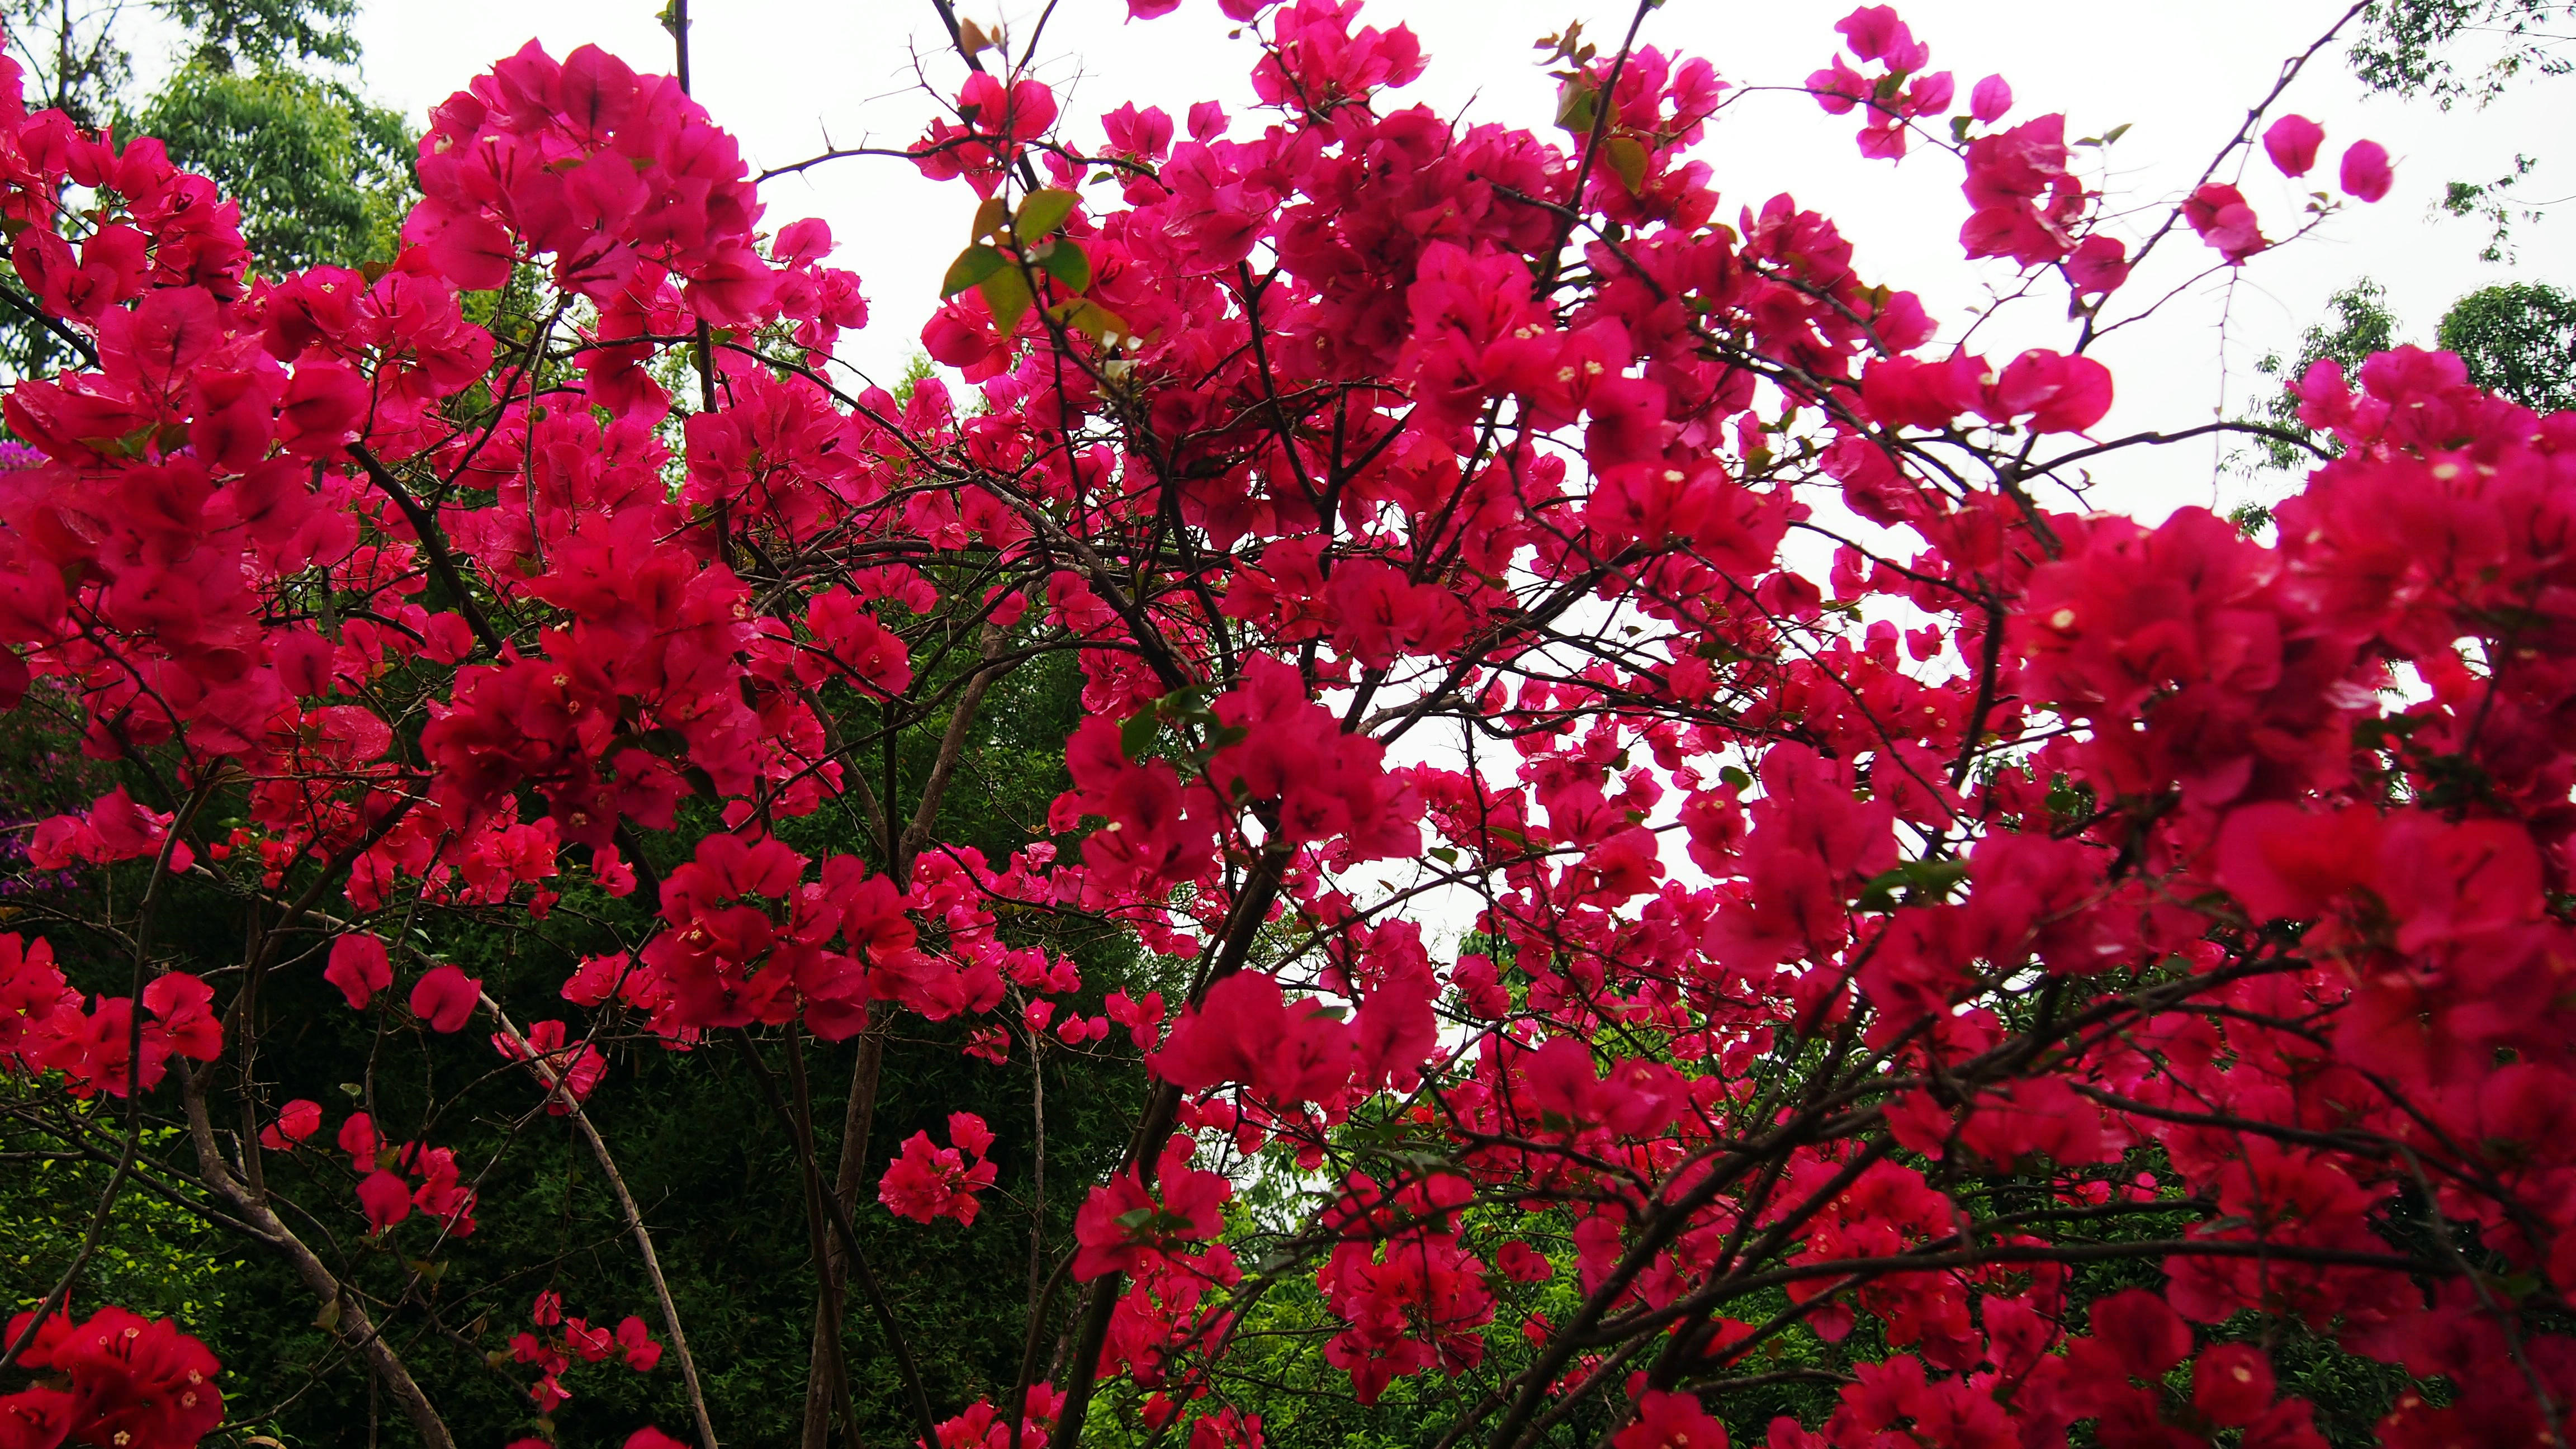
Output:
304,0,2576,520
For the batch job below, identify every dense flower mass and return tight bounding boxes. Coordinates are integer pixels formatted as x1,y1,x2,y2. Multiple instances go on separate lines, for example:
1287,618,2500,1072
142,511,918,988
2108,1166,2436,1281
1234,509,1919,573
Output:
7,1,2570,1447
880,1111,1001,1224
0,1307,222,1449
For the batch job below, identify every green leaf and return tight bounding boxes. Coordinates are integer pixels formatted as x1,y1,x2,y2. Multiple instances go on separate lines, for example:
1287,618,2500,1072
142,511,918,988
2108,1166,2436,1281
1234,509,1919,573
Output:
1601,135,1649,196
635,726,690,759
1717,765,1753,792
1555,78,1599,135
1119,705,1161,762
1037,238,1092,292
1949,114,1973,143
1426,845,1460,866
1906,858,1969,899
1855,858,1969,913
2102,121,2132,145
77,424,160,460
1049,299,1133,346
1015,187,1079,240
970,195,1009,242
941,243,1008,298
979,264,1035,334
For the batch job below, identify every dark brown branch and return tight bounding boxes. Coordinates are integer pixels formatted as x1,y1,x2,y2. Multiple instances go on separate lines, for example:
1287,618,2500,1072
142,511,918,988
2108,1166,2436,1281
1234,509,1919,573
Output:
176,1067,457,1449
896,621,1008,879
347,444,505,655
736,1029,940,1448
802,1029,886,1449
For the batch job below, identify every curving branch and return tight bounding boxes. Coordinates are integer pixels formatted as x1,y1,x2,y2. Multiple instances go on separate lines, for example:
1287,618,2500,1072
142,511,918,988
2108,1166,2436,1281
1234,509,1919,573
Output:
486,999,723,1449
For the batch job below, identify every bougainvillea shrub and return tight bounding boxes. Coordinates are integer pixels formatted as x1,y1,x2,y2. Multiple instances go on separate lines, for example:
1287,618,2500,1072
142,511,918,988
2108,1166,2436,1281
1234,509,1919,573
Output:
3,1,2570,1447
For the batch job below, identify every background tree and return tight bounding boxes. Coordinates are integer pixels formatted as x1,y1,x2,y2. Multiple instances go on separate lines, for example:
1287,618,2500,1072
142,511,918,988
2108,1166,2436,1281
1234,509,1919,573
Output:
2244,279,2404,477
128,63,410,273
2438,278,2576,410
0,0,406,376
2243,274,2571,487
0,0,129,126
2350,0,2573,105
2348,1,2570,258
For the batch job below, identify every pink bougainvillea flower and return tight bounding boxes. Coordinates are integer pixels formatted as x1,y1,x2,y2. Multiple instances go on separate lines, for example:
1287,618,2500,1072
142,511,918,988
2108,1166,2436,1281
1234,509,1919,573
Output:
258,1099,323,1150
357,1169,412,1232
2184,182,2267,263
2340,139,2394,201
325,934,391,1011
1970,73,2012,122
2262,114,2324,177
408,964,481,1033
